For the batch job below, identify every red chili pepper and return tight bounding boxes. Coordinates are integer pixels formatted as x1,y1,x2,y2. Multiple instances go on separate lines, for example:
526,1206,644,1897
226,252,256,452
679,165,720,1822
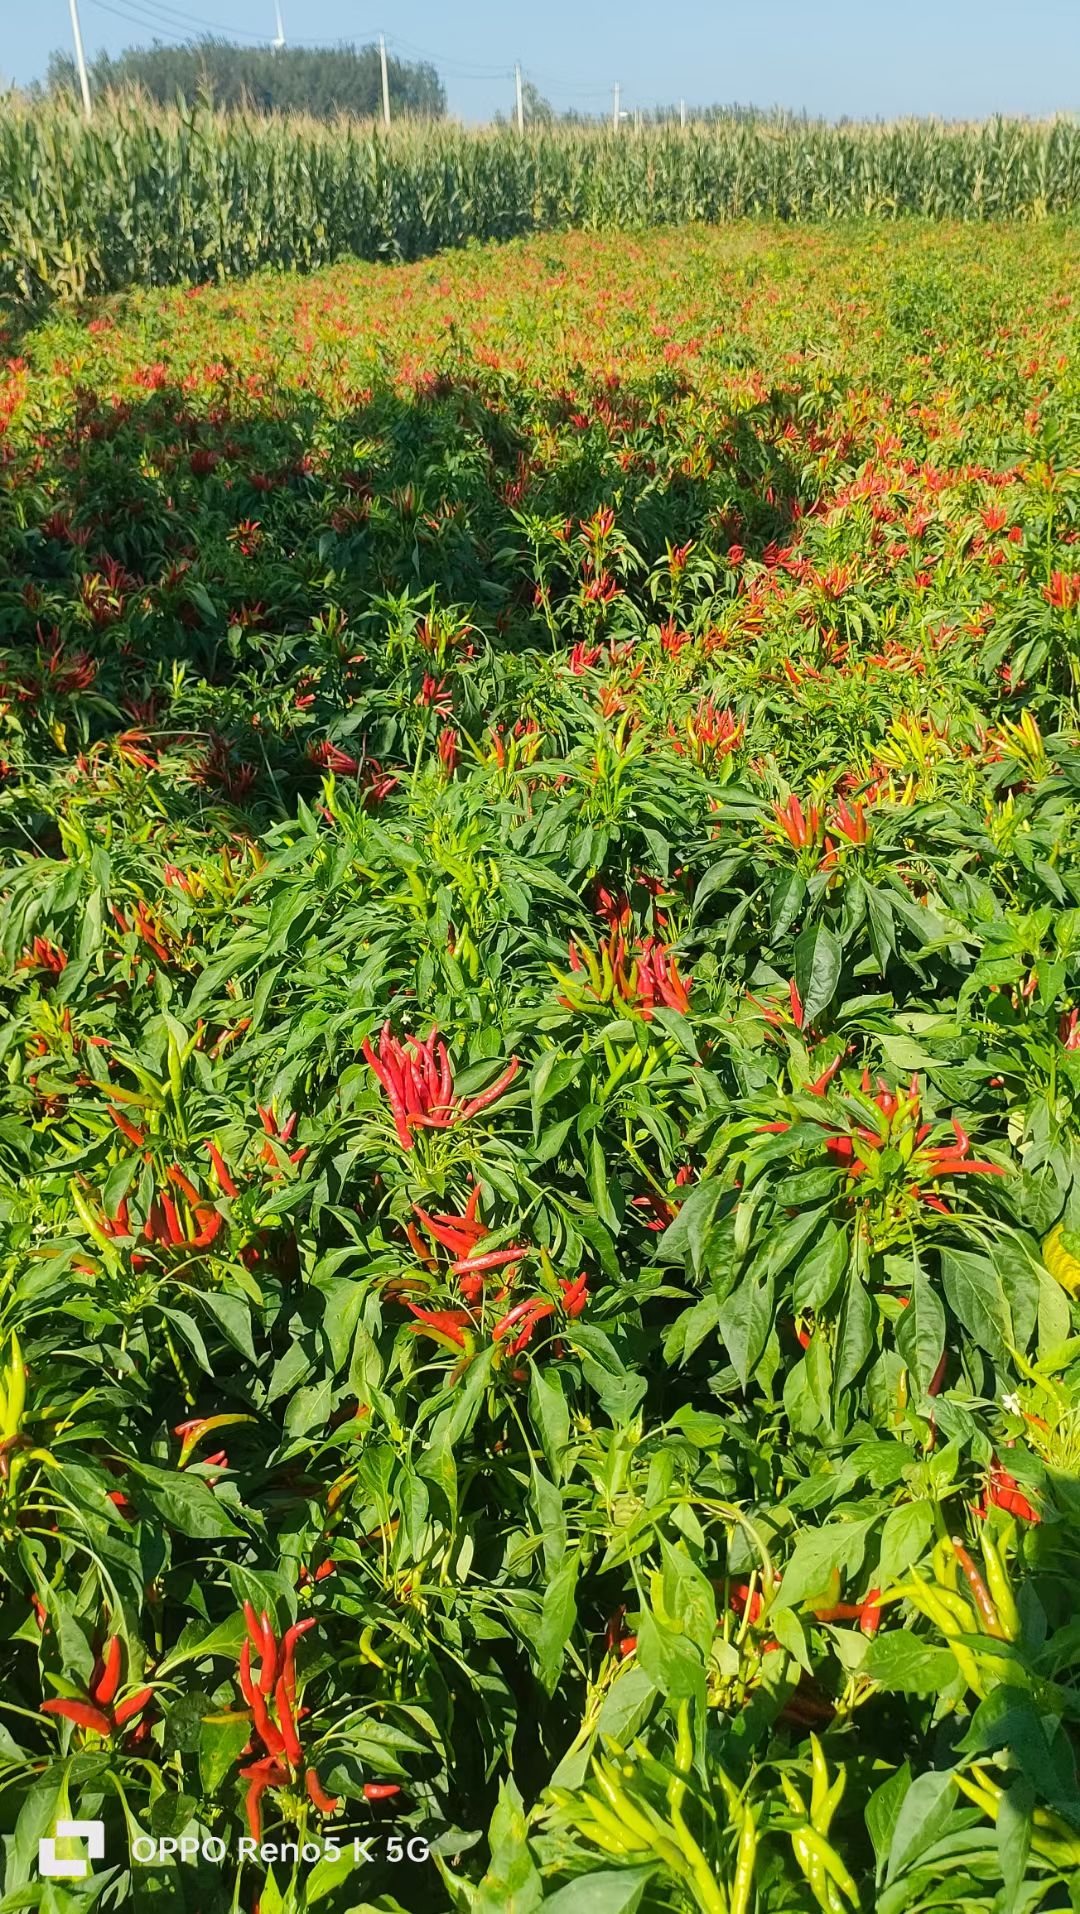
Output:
166,1163,201,1205
93,1635,122,1707
280,1617,317,1707
928,1349,948,1396
455,1057,520,1123
605,1606,626,1655
240,1757,289,1842
250,1683,286,1756
274,1677,303,1767
559,1272,588,1317
258,1612,277,1693
404,1303,470,1348
158,1191,184,1246
306,1769,340,1814
244,1779,266,1843
729,1583,765,1623
108,1105,146,1147
189,1205,223,1248
205,1140,239,1198
113,1685,154,1727
983,1465,1041,1525
238,1644,254,1706
362,1783,401,1801
412,1203,485,1255
405,1221,436,1266
859,1589,882,1636
41,1698,112,1735
401,1059,423,1119
492,1297,549,1339
243,1601,263,1654
449,1246,528,1276
807,1057,841,1095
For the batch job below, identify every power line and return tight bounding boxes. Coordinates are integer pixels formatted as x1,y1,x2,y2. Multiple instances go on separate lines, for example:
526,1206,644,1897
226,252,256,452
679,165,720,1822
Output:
86,0,284,45
78,4,620,111
381,31,509,80
87,0,380,51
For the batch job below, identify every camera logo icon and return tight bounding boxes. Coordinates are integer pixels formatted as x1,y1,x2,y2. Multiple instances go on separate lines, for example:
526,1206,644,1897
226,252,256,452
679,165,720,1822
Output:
38,1819,105,1879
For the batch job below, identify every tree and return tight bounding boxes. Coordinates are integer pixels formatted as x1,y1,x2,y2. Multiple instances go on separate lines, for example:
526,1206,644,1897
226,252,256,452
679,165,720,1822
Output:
40,39,446,120
496,80,554,128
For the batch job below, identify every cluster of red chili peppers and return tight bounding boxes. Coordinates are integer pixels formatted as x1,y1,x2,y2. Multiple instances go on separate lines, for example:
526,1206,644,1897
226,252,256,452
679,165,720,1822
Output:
760,1070,1003,1214
773,791,872,860
560,928,692,1019
40,1633,154,1743
362,1022,519,1151
16,935,68,975
237,1605,334,1839
95,1115,237,1259
236,1605,399,1837
667,697,744,767
400,1185,587,1362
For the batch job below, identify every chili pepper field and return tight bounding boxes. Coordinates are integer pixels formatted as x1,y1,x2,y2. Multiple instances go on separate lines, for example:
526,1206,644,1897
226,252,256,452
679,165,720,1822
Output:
2,220,1080,1912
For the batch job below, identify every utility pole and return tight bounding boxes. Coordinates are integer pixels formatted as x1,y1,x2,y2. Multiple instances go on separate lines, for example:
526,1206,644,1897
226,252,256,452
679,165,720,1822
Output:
68,0,92,120
272,0,285,50
612,80,620,133
379,34,391,127
680,98,686,128
515,62,524,135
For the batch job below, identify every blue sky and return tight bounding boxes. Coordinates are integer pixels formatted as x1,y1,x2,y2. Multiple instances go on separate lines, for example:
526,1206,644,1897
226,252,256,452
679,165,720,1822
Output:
5,0,1079,124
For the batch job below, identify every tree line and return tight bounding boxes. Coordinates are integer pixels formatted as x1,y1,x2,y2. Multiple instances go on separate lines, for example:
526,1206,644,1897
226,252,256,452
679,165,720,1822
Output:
38,39,446,121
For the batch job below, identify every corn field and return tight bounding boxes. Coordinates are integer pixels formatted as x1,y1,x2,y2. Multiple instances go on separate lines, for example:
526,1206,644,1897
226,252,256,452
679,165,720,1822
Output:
3,96,1080,300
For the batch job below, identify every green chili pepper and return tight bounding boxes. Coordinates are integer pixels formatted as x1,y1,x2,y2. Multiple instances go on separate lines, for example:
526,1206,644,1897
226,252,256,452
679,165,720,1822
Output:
730,1805,758,1914
980,1532,1021,1642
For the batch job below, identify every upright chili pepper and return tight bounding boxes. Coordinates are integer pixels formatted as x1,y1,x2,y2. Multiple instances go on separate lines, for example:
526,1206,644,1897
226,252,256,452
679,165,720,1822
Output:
979,1532,1020,1642
94,1635,122,1708
951,1537,1005,1638
205,1140,239,1198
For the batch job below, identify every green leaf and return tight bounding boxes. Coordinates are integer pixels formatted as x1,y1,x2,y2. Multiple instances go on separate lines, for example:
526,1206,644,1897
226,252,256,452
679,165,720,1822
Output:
939,1247,1013,1366
535,1551,579,1694
655,1176,724,1274
792,1226,848,1313
885,1768,959,1883
864,1633,959,1696
474,1777,543,1914
126,1462,243,1538
833,1266,874,1396
877,1501,933,1584
866,1761,912,1866
541,1870,655,1913
996,1776,1033,1912
895,1266,945,1396
284,1378,333,1439
199,1712,252,1795
635,1607,703,1705
774,1520,872,1610
716,1277,773,1385
529,1363,570,1480
794,923,843,1023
